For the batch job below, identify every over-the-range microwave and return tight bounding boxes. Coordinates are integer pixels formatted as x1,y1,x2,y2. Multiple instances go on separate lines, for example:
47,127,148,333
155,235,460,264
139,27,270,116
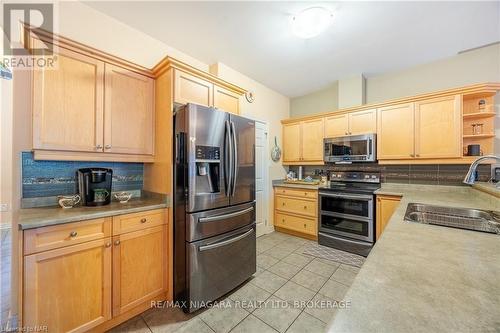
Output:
324,134,376,163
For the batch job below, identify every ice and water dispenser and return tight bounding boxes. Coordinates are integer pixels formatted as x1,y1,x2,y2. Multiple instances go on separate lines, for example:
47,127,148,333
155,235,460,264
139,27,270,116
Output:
195,145,220,193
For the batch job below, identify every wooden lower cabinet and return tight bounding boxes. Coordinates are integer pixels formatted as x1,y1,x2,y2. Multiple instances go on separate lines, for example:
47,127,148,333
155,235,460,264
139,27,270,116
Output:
376,195,402,240
21,208,169,332
274,186,318,239
23,239,112,333
112,225,166,316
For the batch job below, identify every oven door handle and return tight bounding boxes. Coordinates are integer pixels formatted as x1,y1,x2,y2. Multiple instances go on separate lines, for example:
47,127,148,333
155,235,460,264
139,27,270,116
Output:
198,206,254,223
320,193,373,201
199,229,254,252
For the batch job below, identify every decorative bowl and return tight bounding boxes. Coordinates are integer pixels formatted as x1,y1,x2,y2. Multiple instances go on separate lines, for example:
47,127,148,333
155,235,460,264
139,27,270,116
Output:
114,192,132,203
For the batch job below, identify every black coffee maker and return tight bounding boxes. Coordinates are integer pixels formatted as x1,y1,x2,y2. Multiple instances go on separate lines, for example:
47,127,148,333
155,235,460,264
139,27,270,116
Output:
77,168,113,206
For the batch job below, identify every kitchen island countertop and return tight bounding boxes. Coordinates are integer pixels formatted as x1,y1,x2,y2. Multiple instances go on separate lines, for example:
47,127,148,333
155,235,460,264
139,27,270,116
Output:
329,183,500,332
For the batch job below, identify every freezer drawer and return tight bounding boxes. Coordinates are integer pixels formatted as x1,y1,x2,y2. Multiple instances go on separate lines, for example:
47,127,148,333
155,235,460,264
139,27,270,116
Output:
186,201,255,242
186,224,256,312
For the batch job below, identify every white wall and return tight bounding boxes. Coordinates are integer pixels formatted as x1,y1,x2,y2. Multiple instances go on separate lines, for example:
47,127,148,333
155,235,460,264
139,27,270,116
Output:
290,82,338,117
290,43,500,116
365,43,500,103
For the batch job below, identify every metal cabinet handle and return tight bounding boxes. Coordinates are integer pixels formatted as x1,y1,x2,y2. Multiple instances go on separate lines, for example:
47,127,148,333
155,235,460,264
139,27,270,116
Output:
105,144,111,149
140,218,147,223
95,145,102,150
114,240,121,246
69,231,77,237
105,242,112,248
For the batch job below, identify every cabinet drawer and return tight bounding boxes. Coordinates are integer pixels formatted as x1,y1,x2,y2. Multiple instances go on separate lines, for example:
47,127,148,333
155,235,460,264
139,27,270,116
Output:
24,217,111,255
112,209,166,235
274,187,318,199
275,196,317,217
275,213,316,236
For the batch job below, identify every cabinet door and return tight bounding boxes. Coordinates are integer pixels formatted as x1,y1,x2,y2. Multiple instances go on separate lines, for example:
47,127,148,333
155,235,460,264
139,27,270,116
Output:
214,85,240,114
104,64,154,155
376,195,401,240
112,226,165,316
301,118,325,162
377,103,415,159
324,114,348,138
24,239,112,333
32,40,104,152
348,109,376,135
174,69,213,106
282,122,301,162
415,95,461,158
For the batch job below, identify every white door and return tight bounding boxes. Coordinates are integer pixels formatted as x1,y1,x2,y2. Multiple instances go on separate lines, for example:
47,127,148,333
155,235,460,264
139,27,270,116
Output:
255,121,269,237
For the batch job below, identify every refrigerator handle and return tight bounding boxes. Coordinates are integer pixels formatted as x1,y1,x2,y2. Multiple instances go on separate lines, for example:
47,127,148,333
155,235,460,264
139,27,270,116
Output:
230,121,238,196
224,120,233,197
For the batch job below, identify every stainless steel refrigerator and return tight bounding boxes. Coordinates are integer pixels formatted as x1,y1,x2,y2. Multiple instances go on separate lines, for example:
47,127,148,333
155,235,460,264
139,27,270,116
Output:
173,103,256,312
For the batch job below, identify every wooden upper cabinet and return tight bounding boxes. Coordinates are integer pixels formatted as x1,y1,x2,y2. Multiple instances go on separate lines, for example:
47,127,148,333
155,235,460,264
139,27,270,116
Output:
377,103,415,159
32,41,104,152
174,69,213,106
348,109,376,135
104,64,154,155
301,118,324,162
283,122,301,162
324,114,348,138
112,226,166,316
214,85,240,114
23,239,112,332
414,95,461,158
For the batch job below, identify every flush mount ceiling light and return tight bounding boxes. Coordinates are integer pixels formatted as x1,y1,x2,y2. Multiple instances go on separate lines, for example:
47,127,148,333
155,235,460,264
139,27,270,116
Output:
291,7,334,39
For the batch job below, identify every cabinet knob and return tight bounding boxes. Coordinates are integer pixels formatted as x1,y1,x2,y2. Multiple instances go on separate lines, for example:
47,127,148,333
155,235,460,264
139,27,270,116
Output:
416,154,420,157
95,144,102,150
282,218,285,222
410,154,415,157
303,223,307,228
303,205,307,209
69,231,77,238
282,202,285,206
114,240,121,246
345,132,348,135
140,218,147,223
105,242,112,248
105,144,111,149
304,192,308,196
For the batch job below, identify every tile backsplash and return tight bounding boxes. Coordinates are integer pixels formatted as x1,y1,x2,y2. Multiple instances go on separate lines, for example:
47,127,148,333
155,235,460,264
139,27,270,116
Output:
290,163,492,186
22,152,143,198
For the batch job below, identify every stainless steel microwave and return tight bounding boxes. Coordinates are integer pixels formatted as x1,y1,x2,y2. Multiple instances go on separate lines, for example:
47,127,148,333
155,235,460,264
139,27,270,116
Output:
324,134,376,163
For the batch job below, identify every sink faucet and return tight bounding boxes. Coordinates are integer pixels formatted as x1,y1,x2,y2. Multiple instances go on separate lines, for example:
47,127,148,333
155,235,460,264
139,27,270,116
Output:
463,155,500,186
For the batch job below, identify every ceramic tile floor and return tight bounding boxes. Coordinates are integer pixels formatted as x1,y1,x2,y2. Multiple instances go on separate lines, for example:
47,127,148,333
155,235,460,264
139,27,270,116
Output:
108,231,361,333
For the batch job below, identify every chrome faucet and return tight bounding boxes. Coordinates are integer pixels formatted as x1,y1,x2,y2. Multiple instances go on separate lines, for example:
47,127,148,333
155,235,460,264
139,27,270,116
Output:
463,155,500,186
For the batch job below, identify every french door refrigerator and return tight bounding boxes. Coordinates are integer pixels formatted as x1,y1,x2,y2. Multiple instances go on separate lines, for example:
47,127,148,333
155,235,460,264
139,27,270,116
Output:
173,103,256,312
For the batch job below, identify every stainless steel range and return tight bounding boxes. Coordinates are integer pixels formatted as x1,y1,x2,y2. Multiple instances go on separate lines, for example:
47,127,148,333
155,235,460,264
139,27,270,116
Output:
318,171,380,257
173,103,256,312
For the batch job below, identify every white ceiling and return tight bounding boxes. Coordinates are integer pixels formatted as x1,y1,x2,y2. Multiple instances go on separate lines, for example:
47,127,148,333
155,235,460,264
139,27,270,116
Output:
84,1,500,97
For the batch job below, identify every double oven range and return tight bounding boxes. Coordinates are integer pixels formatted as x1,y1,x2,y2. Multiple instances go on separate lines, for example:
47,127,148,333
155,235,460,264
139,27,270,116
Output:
318,171,380,257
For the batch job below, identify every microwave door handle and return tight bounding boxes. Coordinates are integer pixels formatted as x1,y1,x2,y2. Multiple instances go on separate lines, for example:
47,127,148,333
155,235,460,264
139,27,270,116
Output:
368,137,372,156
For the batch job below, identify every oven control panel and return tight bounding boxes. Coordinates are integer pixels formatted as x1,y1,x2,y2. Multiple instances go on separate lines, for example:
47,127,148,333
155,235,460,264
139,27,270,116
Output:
329,171,380,183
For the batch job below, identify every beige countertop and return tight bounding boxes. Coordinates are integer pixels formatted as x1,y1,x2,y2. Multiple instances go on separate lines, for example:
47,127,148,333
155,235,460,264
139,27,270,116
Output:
17,196,169,230
473,181,500,198
329,183,500,332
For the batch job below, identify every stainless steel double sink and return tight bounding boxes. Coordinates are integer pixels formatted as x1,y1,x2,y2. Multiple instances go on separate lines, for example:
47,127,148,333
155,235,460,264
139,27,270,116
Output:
404,203,500,234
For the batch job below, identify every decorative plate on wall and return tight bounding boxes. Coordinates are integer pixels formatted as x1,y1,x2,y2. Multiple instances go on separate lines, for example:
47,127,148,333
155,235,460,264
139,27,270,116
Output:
245,91,255,103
